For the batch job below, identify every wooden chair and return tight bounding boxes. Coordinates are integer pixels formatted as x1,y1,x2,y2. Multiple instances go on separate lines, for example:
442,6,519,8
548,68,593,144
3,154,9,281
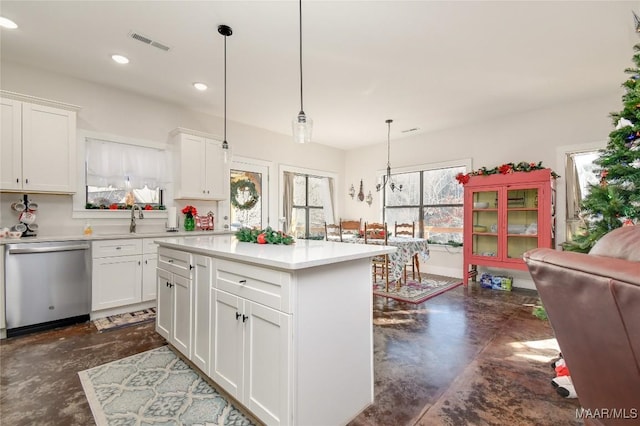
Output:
324,222,342,241
364,222,391,291
394,222,421,282
340,219,361,240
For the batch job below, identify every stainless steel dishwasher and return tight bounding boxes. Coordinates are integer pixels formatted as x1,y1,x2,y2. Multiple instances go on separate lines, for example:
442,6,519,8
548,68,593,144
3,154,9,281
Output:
5,240,91,337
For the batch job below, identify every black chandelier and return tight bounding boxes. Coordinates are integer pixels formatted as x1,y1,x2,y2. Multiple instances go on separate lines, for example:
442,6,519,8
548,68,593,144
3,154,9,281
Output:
376,119,402,192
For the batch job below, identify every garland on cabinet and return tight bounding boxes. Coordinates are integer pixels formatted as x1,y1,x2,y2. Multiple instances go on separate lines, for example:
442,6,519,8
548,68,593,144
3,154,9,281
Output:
455,161,559,185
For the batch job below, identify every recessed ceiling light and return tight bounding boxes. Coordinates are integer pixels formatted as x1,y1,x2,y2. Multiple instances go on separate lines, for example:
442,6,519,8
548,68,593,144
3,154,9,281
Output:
111,54,129,65
193,82,208,91
0,17,18,29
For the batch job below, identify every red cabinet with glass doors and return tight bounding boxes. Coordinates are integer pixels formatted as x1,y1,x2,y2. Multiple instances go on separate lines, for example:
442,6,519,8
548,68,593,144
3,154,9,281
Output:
463,169,555,286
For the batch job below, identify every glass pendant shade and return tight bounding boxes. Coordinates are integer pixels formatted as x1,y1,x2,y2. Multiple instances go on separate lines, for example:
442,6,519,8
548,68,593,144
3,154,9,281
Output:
293,111,313,144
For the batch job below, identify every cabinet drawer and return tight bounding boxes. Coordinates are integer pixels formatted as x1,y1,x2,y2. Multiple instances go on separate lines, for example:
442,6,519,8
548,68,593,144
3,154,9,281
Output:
158,247,192,278
92,239,142,258
215,259,292,313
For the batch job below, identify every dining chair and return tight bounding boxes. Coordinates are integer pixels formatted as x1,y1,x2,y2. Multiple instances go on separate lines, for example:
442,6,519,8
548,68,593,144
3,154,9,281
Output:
364,222,391,290
324,222,342,241
394,221,421,282
340,219,362,240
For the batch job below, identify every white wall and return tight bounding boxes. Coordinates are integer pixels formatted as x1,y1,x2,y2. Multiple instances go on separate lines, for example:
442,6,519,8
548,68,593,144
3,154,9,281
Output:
0,61,345,235
342,91,621,285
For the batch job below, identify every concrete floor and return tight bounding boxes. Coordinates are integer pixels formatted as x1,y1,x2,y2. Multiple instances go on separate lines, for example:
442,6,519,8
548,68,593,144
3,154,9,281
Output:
0,283,581,425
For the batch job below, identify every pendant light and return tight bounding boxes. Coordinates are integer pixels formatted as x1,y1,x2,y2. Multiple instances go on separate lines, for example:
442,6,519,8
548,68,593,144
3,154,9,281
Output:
376,119,403,192
218,24,232,163
292,0,313,143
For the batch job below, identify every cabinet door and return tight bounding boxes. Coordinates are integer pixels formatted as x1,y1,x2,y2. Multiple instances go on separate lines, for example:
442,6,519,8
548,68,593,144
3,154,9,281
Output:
468,189,500,259
205,139,226,200
156,268,173,340
192,255,211,374
172,274,192,357
505,185,542,262
91,255,142,310
177,134,207,199
22,103,76,192
0,98,21,190
212,289,244,399
142,253,158,302
243,301,292,426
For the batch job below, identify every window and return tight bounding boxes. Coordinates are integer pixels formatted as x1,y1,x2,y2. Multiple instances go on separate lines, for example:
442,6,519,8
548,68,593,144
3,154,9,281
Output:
383,165,466,244
84,137,168,210
283,171,335,239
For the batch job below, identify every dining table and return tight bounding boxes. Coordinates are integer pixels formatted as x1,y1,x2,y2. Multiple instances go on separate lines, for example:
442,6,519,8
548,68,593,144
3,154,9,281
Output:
340,235,430,283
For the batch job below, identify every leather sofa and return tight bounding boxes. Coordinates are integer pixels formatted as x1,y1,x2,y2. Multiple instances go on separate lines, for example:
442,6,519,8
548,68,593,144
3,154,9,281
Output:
524,226,640,426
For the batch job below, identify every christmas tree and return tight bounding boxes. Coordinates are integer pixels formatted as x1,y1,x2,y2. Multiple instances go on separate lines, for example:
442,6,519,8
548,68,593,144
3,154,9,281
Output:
563,44,640,252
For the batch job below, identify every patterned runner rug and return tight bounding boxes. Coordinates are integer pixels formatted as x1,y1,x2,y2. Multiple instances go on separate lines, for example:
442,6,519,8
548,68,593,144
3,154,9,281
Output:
93,308,157,332
79,345,255,425
373,273,462,304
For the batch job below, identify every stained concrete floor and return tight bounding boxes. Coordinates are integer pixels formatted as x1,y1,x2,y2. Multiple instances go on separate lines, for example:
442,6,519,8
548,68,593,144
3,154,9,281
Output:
0,283,581,426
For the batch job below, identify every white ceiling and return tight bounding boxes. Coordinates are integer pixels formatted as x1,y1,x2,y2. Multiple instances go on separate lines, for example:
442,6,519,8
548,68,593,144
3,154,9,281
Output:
1,1,639,150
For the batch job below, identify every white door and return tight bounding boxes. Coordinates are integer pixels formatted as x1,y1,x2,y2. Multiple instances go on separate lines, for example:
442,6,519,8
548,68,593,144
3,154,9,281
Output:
172,274,192,357
243,301,292,425
205,139,226,200
178,134,207,199
142,253,158,302
22,103,75,192
213,289,244,399
0,98,22,190
156,268,172,340
224,157,270,231
91,255,142,310
192,255,211,374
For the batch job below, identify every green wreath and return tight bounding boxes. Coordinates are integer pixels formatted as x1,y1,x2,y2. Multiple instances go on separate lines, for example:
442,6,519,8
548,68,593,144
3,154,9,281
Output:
230,179,260,210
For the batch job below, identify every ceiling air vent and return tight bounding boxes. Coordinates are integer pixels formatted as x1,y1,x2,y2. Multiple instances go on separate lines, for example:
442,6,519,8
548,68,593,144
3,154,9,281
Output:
129,32,171,52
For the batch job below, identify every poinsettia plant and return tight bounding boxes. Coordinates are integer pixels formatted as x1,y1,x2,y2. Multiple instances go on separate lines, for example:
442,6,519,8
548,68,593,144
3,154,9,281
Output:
455,161,559,185
181,205,198,218
235,226,295,245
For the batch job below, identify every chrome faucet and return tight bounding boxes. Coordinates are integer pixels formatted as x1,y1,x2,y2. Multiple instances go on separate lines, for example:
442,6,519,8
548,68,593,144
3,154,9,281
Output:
130,204,144,233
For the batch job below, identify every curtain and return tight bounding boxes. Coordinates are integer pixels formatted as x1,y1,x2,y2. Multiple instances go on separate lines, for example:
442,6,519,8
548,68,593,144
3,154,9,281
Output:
283,171,295,233
86,138,170,189
320,177,335,224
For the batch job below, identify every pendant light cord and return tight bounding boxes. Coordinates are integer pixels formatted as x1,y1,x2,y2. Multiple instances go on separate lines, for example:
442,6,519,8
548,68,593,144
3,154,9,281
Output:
299,0,304,113
224,33,227,143
387,121,391,171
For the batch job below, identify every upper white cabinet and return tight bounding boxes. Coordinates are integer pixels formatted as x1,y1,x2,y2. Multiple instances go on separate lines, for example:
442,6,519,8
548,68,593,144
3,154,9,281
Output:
171,127,227,200
1,92,79,193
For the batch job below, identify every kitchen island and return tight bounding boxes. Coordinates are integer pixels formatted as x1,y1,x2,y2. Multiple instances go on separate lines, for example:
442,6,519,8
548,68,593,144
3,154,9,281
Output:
155,234,395,426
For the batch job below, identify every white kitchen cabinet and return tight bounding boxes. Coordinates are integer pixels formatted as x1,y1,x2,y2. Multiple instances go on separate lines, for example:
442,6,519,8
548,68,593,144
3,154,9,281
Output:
142,238,165,302
156,247,193,357
92,239,143,311
156,237,380,426
0,93,79,193
212,259,292,426
191,254,212,374
171,128,226,200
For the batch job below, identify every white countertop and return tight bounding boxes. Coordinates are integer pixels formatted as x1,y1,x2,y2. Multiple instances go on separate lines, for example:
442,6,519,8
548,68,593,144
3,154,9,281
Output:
0,230,231,245
157,235,397,270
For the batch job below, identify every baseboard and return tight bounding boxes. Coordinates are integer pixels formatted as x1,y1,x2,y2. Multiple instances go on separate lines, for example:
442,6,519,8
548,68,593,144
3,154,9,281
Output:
90,300,156,320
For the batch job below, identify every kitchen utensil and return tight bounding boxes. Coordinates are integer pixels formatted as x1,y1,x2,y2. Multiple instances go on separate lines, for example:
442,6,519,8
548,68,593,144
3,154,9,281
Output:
0,227,9,238
358,180,364,202
11,201,26,212
13,223,27,233
27,202,38,211
19,211,37,225
8,231,22,239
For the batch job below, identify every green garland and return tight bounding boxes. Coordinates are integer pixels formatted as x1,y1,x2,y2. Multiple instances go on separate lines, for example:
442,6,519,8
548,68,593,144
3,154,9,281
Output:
230,179,260,210
235,226,295,245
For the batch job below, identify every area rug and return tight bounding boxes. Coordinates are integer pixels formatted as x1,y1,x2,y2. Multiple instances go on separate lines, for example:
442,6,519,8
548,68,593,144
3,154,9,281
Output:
93,308,157,332
79,345,255,426
373,273,462,304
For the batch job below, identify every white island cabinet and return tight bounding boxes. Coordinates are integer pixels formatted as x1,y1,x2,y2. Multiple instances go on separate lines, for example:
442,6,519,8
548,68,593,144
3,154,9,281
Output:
155,235,395,426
